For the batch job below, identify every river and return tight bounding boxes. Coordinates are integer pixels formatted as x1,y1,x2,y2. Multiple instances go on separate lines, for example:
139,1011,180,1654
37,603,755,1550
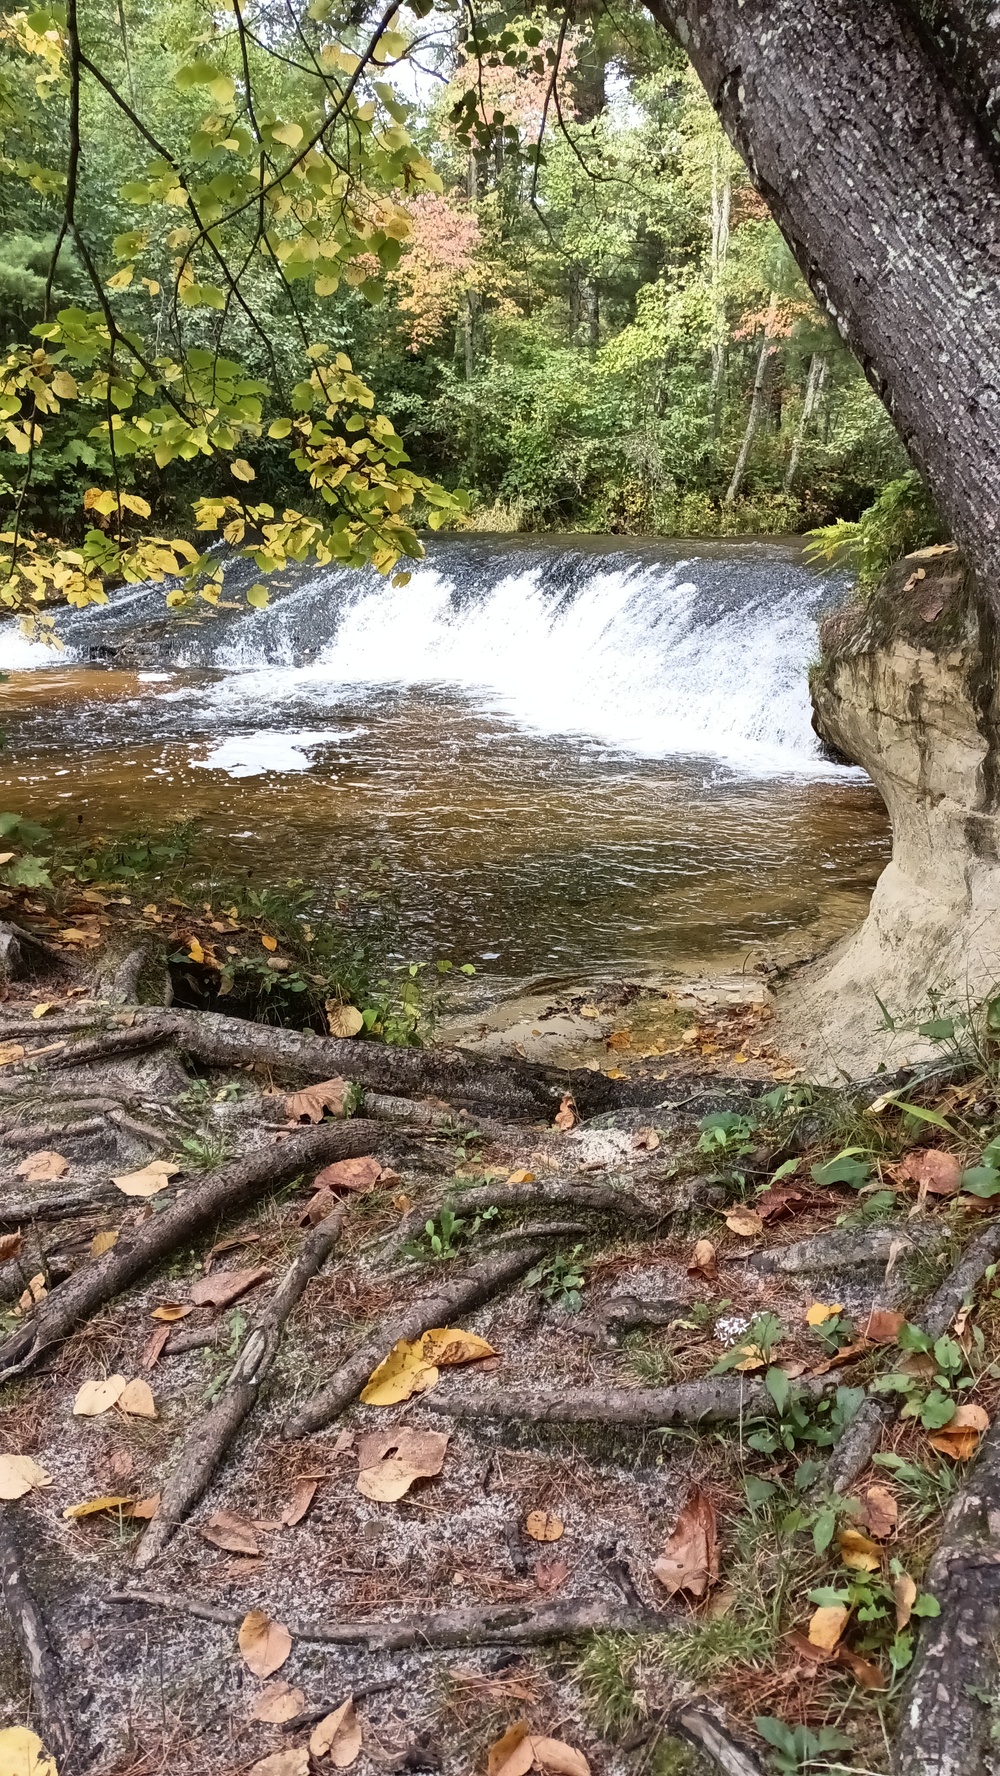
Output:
0,534,890,983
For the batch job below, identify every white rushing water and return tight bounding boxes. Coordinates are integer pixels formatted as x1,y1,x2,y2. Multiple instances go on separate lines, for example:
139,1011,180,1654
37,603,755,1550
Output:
0,538,849,777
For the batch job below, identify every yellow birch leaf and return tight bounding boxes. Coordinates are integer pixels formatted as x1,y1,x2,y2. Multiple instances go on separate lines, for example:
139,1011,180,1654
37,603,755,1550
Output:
808,1603,850,1651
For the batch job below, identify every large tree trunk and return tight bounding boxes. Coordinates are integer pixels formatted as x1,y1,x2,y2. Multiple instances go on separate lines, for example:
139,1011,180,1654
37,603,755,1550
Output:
644,0,1000,604
724,291,777,503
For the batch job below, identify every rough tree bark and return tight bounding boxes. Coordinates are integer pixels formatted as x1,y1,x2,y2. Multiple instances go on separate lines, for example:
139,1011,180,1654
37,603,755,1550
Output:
643,0,1000,601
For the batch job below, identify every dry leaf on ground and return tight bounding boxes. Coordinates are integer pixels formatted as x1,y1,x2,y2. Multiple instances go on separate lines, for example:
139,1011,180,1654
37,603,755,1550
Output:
533,1557,569,1595
15,1274,45,1313
528,1742,591,1776
861,1485,898,1538
553,1094,577,1131
356,1427,448,1501
202,1511,260,1555
14,1149,68,1182
489,1729,591,1776
507,1169,535,1185
249,1752,308,1776
633,1126,660,1151
0,1043,25,1066
687,1238,717,1280
189,1266,270,1309
860,1307,906,1343
63,1494,136,1519
756,1184,805,1221
250,1679,306,1723
150,1303,192,1322
360,1325,494,1405
309,1697,362,1766
838,1527,881,1572
73,1375,127,1416
893,1571,917,1630
900,1148,962,1196
238,1610,292,1678
141,1325,171,1370
927,1400,990,1459
90,1230,118,1257
326,1002,364,1038
525,1509,564,1543
722,1207,763,1237
421,1327,495,1366
0,1232,22,1261
0,1726,58,1776
112,1159,178,1197
118,1378,157,1418
312,1156,382,1193
126,1495,160,1520
806,1301,843,1327
0,1454,52,1500
652,1485,718,1598
808,1603,850,1651
285,1076,351,1122
837,1645,886,1689
282,1477,322,1526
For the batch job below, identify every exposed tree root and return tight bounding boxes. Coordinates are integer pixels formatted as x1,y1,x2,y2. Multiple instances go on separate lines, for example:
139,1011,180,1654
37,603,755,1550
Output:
387,1178,665,1257
427,1376,837,1427
0,1120,381,1382
0,1500,82,1772
108,1587,662,1649
0,1182,125,1231
282,1244,548,1438
667,1702,766,1776
895,1415,1000,1776
135,1202,347,1569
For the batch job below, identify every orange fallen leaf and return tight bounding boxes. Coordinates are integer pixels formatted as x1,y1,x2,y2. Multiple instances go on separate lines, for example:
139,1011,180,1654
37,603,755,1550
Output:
150,1303,192,1322
808,1603,850,1651
251,1679,305,1724
309,1696,362,1766
652,1486,718,1599
553,1094,577,1131
893,1570,917,1630
238,1609,292,1678
15,1149,68,1182
900,1148,962,1197
860,1307,906,1344
285,1076,352,1122
118,1377,157,1418
507,1170,535,1185
927,1400,990,1460
282,1477,322,1526
187,937,205,964
525,1509,564,1543
261,934,278,952
312,1156,382,1193
838,1527,881,1572
861,1485,898,1539
722,1207,763,1237
687,1238,717,1280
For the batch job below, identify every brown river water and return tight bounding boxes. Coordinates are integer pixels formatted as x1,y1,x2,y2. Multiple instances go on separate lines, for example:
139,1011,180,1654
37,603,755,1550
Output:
0,535,891,984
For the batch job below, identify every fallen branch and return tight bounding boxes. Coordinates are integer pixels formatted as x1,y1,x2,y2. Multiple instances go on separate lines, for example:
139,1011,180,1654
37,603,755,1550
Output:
667,1702,766,1776
894,1414,1000,1776
135,1202,347,1569
282,1244,548,1439
0,1500,81,1772
0,1182,124,1231
426,1376,837,1427
0,1120,382,1383
108,1588,662,1649
826,1218,1000,1494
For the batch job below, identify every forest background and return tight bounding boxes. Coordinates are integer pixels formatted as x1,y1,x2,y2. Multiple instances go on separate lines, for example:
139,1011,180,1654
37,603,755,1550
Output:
0,0,922,558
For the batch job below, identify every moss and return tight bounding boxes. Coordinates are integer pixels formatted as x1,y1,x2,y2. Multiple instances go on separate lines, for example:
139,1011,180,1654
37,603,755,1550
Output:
814,546,976,679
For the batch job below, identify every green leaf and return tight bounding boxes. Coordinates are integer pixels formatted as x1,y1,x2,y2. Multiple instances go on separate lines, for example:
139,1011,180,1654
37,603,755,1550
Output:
912,1593,941,1617
894,1100,957,1133
920,1390,956,1430
918,1017,955,1040
175,60,220,90
811,1153,871,1189
812,1506,836,1554
246,584,269,609
765,1366,790,1416
961,1166,1000,1198
3,856,51,888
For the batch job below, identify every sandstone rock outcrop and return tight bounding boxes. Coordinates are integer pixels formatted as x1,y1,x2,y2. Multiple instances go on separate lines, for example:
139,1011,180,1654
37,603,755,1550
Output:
778,546,1000,1078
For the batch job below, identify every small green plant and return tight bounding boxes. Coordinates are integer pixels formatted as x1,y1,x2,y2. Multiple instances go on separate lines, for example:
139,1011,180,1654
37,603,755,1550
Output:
403,1203,498,1262
804,470,943,587
710,1313,785,1374
870,1319,984,1427
754,1716,854,1773
177,1131,230,1171
524,1247,588,1313
745,1378,867,1457
810,1147,871,1189
696,1110,756,1156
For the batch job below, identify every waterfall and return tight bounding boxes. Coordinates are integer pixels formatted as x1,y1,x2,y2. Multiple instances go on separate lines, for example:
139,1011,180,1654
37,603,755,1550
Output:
0,535,849,776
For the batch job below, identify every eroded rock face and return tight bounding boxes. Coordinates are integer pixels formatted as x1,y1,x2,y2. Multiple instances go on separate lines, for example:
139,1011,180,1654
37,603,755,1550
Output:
778,547,1000,1077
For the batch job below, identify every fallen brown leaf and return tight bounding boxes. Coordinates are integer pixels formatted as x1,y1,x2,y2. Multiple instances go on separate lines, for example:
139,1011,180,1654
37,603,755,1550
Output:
893,1571,917,1630
525,1509,564,1544
312,1155,382,1193
652,1485,718,1599
204,1232,261,1271
189,1266,270,1309
489,1723,533,1776
900,1148,962,1197
360,1325,494,1405
633,1126,660,1151
281,1477,322,1526
202,1511,260,1555
309,1696,362,1766
687,1238,717,1281
356,1427,449,1501
285,1076,351,1123
249,1751,308,1776
89,1230,118,1257
838,1527,880,1572
927,1400,990,1460
14,1273,46,1314
125,1494,160,1520
150,1303,192,1322
141,1325,171,1370
527,1739,591,1776
250,1679,306,1724
0,1232,22,1261
861,1485,898,1539
860,1306,906,1344
15,1149,68,1182
756,1184,805,1221
326,1002,364,1038
722,1207,763,1238
73,1375,127,1416
238,1610,292,1678
0,1042,25,1066
118,1377,157,1418
836,1645,886,1690
533,1557,569,1595
553,1094,578,1131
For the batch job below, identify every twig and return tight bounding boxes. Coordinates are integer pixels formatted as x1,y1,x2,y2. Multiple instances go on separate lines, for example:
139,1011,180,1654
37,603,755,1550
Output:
668,1701,766,1776
0,1501,81,1771
282,1244,549,1438
0,1120,382,1382
108,1588,662,1649
135,1203,347,1568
